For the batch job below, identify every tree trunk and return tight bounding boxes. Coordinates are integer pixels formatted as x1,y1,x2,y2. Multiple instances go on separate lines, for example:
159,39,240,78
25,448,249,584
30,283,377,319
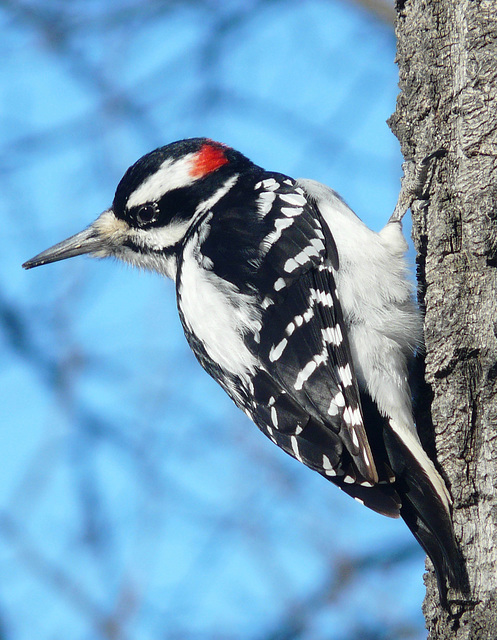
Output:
389,0,497,638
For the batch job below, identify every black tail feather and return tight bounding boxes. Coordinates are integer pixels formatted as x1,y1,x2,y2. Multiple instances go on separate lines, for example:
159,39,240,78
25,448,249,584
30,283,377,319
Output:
357,391,468,603
384,429,469,602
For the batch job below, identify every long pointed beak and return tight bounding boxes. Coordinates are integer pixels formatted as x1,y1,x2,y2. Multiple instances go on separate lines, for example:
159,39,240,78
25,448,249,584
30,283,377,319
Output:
22,207,128,270
22,226,108,270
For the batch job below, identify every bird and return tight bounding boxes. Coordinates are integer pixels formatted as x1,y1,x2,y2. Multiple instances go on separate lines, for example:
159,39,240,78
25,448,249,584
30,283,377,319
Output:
23,137,462,599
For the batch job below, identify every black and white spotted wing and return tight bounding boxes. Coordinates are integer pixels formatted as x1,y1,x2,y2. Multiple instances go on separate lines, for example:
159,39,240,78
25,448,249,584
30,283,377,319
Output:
244,177,379,487
191,173,400,515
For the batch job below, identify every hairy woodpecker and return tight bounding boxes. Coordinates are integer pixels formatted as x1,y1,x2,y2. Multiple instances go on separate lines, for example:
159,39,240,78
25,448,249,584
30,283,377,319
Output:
23,138,461,598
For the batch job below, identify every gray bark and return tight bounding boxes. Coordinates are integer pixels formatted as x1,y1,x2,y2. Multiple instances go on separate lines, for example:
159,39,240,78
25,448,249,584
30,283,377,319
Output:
389,0,497,638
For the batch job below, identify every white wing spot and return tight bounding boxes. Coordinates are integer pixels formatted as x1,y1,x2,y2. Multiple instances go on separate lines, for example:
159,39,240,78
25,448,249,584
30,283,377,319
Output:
261,178,280,191
343,475,355,484
258,190,276,201
285,321,296,336
279,192,308,206
313,349,328,367
328,401,339,416
295,360,317,390
302,245,320,261
284,257,299,273
311,288,333,307
338,364,353,387
261,296,274,309
330,324,342,345
274,277,286,291
263,216,294,248
290,245,319,267
311,237,325,251
295,425,303,435
257,191,276,216
363,449,373,467
269,337,288,362
291,436,303,462
303,307,314,323
344,407,353,426
323,455,337,476
281,206,303,218
270,406,278,428
351,408,362,426
322,326,341,346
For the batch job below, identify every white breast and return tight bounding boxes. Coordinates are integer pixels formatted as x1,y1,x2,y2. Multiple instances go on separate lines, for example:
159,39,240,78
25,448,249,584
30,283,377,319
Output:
178,235,260,377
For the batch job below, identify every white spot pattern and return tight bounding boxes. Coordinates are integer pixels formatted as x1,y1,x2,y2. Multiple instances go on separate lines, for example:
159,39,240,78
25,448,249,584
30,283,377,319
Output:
283,257,299,273
263,216,294,248
338,364,353,387
310,288,333,308
328,391,345,416
281,206,304,218
270,406,278,428
261,296,274,309
261,178,280,191
279,192,308,207
363,448,374,468
294,360,318,391
257,191,276,216
322,455,337,476
327,401,339,417
269,337,288,362
322,324,342,346
291,436,303,462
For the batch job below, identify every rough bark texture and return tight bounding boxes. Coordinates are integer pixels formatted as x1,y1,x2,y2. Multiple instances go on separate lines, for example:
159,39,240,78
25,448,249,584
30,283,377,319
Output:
389,0,497,638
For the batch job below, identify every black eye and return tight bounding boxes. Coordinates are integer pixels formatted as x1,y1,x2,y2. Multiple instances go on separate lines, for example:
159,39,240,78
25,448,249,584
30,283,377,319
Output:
136,203,159,226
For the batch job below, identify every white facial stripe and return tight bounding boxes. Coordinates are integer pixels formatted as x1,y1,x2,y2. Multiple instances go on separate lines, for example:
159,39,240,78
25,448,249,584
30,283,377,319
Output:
131,219,192,251
126,153,198,209
194,174,239,216
125,175,240,254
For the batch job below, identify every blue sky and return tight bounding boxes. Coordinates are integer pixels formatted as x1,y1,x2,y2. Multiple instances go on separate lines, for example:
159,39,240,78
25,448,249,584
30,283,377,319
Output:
1,2,426,639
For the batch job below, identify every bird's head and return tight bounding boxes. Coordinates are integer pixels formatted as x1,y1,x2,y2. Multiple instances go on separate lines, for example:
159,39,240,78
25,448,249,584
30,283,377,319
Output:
23,138,252,278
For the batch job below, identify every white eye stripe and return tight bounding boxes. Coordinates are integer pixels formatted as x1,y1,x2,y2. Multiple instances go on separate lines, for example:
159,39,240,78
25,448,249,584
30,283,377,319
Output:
125,175,239,252
126,154,198,209
130,219,192,250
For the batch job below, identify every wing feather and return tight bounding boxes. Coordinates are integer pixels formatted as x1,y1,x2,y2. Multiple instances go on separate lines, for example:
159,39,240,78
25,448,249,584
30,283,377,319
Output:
246,178,378,484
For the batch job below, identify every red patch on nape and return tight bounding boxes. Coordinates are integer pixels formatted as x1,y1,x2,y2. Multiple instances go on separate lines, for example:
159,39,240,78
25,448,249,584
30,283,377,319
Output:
190,143,229,177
